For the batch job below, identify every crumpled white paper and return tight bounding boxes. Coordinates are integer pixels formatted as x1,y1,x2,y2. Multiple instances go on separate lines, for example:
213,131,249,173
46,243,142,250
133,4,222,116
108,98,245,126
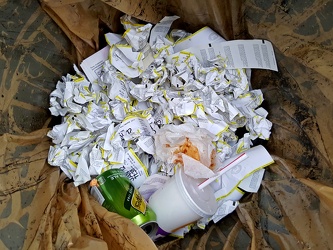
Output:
47,14,274,238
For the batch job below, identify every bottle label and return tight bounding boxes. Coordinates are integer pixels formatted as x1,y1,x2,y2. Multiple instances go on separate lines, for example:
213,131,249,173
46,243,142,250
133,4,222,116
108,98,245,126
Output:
124,184,146,214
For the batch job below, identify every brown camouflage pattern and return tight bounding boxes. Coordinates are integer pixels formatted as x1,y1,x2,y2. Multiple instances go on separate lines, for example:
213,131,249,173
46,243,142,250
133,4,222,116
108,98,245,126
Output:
1,0,333,249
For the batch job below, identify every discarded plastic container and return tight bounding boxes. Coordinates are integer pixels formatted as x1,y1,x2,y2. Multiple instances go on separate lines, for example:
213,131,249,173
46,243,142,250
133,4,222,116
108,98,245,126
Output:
149,167,218,233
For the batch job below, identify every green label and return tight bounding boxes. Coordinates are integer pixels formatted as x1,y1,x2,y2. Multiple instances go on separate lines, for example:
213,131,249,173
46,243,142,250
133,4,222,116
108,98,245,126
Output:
124,185,134,211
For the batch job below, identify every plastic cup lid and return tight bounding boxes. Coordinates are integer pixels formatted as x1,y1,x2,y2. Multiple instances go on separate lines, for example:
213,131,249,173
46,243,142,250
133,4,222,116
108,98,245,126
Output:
175,167,218,218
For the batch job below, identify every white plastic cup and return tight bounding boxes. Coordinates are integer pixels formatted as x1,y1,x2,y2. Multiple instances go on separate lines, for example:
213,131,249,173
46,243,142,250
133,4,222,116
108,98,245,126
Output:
148,167,218,233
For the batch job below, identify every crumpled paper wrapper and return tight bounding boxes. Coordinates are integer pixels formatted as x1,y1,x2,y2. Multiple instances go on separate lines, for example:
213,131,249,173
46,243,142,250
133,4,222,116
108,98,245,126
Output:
0,129,156,250
1,0,333,249
154,124,216,179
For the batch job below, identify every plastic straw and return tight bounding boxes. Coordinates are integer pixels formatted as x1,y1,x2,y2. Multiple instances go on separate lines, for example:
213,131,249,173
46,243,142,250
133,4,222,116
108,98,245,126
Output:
197,153,248,190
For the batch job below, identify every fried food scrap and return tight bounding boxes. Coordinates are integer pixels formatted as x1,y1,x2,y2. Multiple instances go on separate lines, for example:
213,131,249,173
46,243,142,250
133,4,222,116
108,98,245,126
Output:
173,137,200,165
209,149,216,170
90,178,99,187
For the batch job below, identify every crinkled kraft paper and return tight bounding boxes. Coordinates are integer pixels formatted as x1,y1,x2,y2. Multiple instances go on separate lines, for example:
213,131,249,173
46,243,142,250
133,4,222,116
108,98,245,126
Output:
1,0,333,249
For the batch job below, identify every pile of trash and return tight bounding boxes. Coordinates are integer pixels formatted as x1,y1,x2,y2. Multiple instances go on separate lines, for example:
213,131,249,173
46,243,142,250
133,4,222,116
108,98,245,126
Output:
47,15,275,239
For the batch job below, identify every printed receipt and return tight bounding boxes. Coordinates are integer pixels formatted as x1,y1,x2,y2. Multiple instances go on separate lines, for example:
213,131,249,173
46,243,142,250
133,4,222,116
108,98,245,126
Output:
116,148,149,188
80,33,123,83
173,26,226,53
149,16,179,45
171,39,278,71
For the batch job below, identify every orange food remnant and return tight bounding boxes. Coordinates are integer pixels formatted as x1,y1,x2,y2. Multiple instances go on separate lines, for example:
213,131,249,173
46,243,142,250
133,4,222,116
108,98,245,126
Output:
173,138,200,165
90,179,98,187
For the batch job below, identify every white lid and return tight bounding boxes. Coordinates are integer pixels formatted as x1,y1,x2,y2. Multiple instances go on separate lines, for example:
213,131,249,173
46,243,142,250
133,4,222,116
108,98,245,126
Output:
175,167,218,217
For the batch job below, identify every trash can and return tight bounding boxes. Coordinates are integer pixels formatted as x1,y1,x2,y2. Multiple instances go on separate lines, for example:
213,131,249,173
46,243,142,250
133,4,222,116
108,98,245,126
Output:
1,0,332,249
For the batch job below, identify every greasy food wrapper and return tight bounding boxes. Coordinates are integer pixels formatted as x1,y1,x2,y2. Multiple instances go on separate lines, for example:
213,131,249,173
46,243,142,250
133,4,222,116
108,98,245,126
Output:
154,124,216,178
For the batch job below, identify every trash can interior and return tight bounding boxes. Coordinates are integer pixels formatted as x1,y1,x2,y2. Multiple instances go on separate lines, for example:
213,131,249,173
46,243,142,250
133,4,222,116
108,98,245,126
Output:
1,0,332,249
